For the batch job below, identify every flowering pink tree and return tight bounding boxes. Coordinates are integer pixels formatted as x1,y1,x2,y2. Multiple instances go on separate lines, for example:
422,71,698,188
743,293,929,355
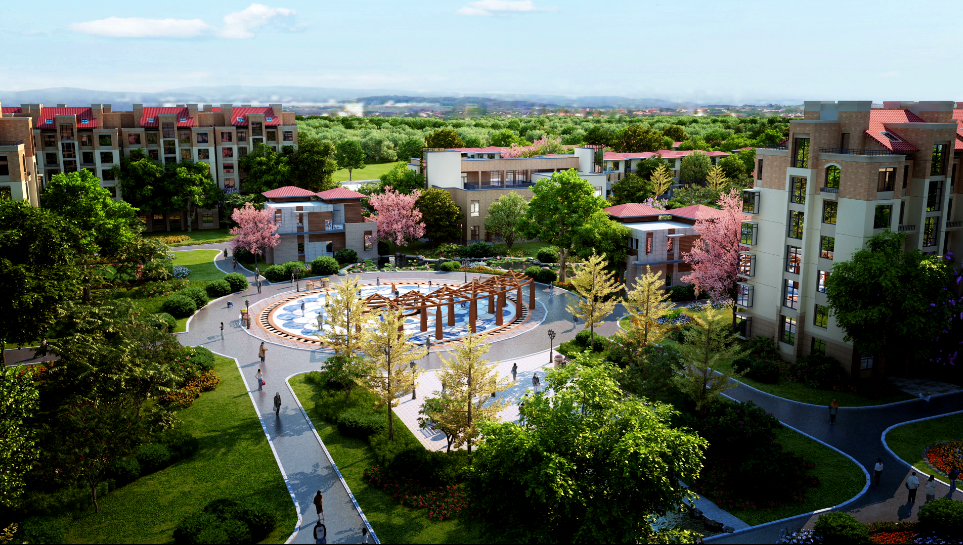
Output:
368,187,425,256
681,189,748,330
501,136,564,159
230,202,280,265
640,197,667,210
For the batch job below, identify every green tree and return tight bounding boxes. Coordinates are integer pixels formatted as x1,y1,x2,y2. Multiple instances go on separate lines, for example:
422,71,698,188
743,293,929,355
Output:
484,192,528,249
489,129,522,147
361,133,397,163
756,128,788,147
117,149,164,212
40,169,141,257
0,366,39,509
666,185,722,209
362,310,427,441
286,136,340,192
520,169,608,282
633,154,671,181
661,125,688,142
673,304,747,410
315,276,377,403
617,266,678,396
679,151,713,184
826,230,951,374
612,125,665,153
706,164,728,192
583,125,612,147
719,153,751,181
572,211,629,268
650,162,675,197
378,163,425,194
424,128,464,149
396,137,424,163
468,362,706,543
415,188,461,245
166,161,220,232
239,143,290,194
335,139,366,181
609,172,654,205
566,252,624,344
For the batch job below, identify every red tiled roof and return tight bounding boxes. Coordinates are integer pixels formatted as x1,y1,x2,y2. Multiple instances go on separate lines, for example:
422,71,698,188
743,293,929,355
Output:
604,203,666,218
317,187,365,200
36,107,97,129
668,204,728,221
866,110,922,152
231,107,280,126
140,107,194,128
211,107,222,112
1,107,21,114
261,186,317,198
953,110,963,150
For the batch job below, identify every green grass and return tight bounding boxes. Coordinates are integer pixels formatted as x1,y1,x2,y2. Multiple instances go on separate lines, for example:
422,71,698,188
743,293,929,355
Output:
333,162,404,183
173,250,226,282
886,413,963,478
145,227,235,247
65,355,296,544
290,374,482,544
715,360,914,407
728,426,865,526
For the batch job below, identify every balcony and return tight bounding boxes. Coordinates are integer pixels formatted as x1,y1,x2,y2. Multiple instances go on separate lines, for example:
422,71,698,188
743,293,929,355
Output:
0,140,24,147
819,147,904,156
898,224,917,233
464,181,535,191
946,221,963,231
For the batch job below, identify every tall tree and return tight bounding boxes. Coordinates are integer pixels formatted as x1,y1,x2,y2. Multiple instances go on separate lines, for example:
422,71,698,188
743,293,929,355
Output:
468,362,706,543
672,304,747,410
622,265,675,349
484,192,528,249
706,164,728,192
397,136,425,163
166,161,220,233
609,172,654,205
572,211,629,267
520,169,608,282
650,162,675,197
229,202,280,267
661,125,688,142
315,278,377,403
489,129,523,147
681,189,747,330
368,187,425,256
335,139,366,181
424,128,464,149
415,188,461,246
612,125,665,153
566,252,624,344
0,367,39,509
431,333,512,453
362,310,427,440
583,125,613,147
116,149,164,213
41,169,141,257
378,163,426,194
679,151,712,184
238,143,290,194
286,137,340,192
633,155,670,181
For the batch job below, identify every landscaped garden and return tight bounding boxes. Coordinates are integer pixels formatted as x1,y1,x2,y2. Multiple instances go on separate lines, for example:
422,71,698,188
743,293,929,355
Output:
777,503,963,544
886,413,963,479
144,227,235,247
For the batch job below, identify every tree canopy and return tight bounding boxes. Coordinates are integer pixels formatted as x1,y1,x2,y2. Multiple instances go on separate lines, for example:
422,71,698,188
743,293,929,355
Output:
285,136,340,192
611,125,665,153
484,192,528,249
335,139,366,181
415,188,461,246
679,151,713,184
608,172,654,205
239,143,290,195
424,128,464,149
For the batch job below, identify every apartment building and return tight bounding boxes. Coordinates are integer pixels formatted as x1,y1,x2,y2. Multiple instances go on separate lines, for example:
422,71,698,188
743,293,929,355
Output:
0,105,41,205
602,149,731,187
740,100,963,378
261,186,378,265
0,102,298,231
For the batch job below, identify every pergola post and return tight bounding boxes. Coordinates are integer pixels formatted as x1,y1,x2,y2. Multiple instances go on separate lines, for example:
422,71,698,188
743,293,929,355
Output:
488,289,495,314
469,291,477,333
516,287,522,316
529,279,535,306
496,290,505,326
435,304,444,340
420,302,428,332
448,295,455,326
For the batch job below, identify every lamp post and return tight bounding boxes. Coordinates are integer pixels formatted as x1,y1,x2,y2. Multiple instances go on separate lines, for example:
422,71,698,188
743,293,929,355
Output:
410,360,417,400
547,329,556,363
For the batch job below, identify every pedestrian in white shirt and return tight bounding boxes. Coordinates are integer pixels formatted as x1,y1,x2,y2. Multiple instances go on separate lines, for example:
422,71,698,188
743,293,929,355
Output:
874,458,884,486
925,475,937,502
906,471,920,503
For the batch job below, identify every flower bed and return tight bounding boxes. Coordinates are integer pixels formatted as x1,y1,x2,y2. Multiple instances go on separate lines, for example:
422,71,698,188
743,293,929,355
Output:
778,521,953,544
362,464,470,521
924,441,963,477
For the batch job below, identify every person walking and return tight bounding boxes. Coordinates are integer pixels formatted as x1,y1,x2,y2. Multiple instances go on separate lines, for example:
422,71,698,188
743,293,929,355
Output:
232,257,237,270
228,300,234,309
532,373,540,392
829,399,839,425
906,471,920,503
925,474,937,502
948,465,959,495
257,280,262,294
273,392,282,416
259,342,268,364
919,391,932,411
314,521,326,544
313,490,324,523
361,527,369,544
256,369,264,391
874,458,884,486
220,322,224,339
376,277,380,287
245,298,250,309
511,362,518,382
428,280,432,288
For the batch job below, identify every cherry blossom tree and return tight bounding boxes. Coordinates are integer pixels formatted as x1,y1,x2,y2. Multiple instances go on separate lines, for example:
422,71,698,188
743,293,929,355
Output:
368,187,425,256
230,202,280,266
681,189,748,330
501,136,565,159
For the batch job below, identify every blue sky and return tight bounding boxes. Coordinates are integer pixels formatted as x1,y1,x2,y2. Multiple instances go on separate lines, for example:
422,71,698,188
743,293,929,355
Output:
0,0,957,103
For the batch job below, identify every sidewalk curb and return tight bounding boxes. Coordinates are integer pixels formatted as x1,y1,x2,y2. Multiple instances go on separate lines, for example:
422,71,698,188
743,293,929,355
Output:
881,409,963,489
285,372,380,544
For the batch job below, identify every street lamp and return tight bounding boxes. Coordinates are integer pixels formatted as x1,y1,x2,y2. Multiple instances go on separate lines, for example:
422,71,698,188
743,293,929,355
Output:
547,329,556,363
410,360,417,400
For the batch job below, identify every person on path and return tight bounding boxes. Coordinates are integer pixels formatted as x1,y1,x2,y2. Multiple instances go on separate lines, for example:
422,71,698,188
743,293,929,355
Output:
301,301,306,316
245,298,250,309
233,257,237,270
273,392,282,416
314,522,326,544
948,465,959,495
906,471,920,503
259,342,267,364
511,362,518,382
228,300,234,309
874,458,884,486
925,474,937,502
428,280,432,288
313,491,324,523
256,369,263,391
376,277,380,287
257,280,262,294
361,527,369,544
829,399,839,425
919,391,932,411
220,322,224,339
532,373,540,392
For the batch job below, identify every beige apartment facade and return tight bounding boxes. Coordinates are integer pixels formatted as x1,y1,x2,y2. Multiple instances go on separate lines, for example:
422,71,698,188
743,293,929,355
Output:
0,106,41,205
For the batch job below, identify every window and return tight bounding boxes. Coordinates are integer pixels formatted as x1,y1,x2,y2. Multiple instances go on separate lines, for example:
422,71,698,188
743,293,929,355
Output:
822,201,837,224
197,132,208,144
926,180,943,211
0,157,7,176
283,131,294,142
161,123,174,139
814,304,829,328
179,132,191,145
100,152,113,164
164,156,176,164
202,213,214,224
470,200,479,217
325,219,333,231
736,284,753,307
791,177,807,204
146,132,159,145
792,137,810,168
931,144,947,175
60,125,74,140
128,133,141,145
104,186,116,198
238,147,248,158
757,159,763,180
667,237,674,253
267,131,276,142
783,279,799,309
789,211,804,239
63,160,77,173
811,338,826,355
181,149,192,161
252,122,263,137
873,205,892,229
45,152,58,165
221,132,233,143
61,143,76,159
817,270,830,293
224,178,235,189
739,253,754,276
741,222,757,245
222,147,234,158
102,169,115,181
470,225,480,240
42,134,56,147
274,210,282,225
237,129,247,141
786,246,802,274
78,133,91,146
923,216,938,247
82,151,94,164
296,213,303,227
611,161,619,170
820,236,835,259
666,273,673,286
99,135,112,146
197,149,210,160
860,356,875,370
742,191,759,213
148,150,159,161
646,233,653,254
781,316,797,345
162,140,174,155
877,167,896,192
825,165,840,189
223,163,234,174
364,232,373,250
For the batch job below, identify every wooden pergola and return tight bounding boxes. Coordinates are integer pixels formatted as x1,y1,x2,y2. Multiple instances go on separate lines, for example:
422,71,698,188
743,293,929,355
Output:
361,270,536,341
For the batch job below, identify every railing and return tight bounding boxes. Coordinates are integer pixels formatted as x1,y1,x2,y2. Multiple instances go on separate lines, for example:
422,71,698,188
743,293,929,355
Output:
946,221,963,228
821,187,839,194
819,147,904,156
759,146,788,150
0,140,24,146
898,224,917,232
465,181,535,190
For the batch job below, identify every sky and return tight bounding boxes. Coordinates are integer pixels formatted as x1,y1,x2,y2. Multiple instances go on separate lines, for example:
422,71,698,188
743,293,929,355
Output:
0,0,958,103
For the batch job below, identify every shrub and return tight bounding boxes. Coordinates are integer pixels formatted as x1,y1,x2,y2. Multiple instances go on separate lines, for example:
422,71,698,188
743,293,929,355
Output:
147,312,177,333
110,456,141,485
142,259,174,281
439,261,461,272
573,329,609,352
14,516,65,545
311,256,340,276
263,264,287,282
434,243,465,258
157,427,200,461
748,359,781,383
232,246,253,262
282,260,309,278
175,499,277,545
535,268,557,284
186,346,216,373
334,248,358,265
464,242,497,258
813,512,871,544
162,294,197,318
743,335,780,360
176,287,209,309
173,265,190,279
731,356,755,374
669,284,696,301
136,443,173,474
524,266,542,279
536,247,559,264
790,353,848,389
157,234,191,244
228,501,277,543
337,409,386,439
918,498,963,538
174,512,221,545
205,279,232,299
388,448,469,487
223,272,248,292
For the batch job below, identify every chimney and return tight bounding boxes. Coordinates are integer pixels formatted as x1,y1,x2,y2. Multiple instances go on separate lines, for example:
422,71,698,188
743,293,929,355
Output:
187,103,198,118
133,104,144,122
221,104,234,119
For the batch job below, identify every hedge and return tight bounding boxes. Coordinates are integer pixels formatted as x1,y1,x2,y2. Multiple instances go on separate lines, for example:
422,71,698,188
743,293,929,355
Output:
176,287,209,309
334,248,358,265
205,279,232,299
223,272,248,293
162,294,197,318
311,256,340,276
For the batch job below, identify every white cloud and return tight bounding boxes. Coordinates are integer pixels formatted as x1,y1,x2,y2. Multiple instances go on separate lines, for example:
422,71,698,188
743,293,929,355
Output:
69,3,298,39
457,0,555,16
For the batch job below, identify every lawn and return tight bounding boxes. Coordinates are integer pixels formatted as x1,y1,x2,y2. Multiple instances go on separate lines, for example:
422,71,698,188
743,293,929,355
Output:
145,227,235,247
885,413,963,478
289,374,482,544
173,249,227,282
728,426,865,526
65,355,297,544
333,162,404,183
